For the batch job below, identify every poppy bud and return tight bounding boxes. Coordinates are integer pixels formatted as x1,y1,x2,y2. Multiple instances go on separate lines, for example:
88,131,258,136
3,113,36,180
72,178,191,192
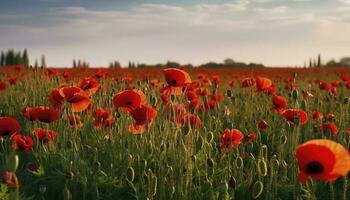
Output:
126,167,135,182
292,90,299,100
228,176,236,189
162,165,173,177
191,155,197,163
301,100,307,110
235,157,244,169
293,72,298,78
226,90,232,98
207,158,215,168
6,153,19,172
280,135,287,145
207,131,214,143
65,171,74,180
2,171,19,188
93,161,101,171
150,95,157,106
252,181,264,199
39,182,47,194
258,159,268,177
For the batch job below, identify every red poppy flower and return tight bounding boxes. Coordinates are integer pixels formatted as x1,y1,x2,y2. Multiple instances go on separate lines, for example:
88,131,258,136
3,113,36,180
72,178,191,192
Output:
93,108,115,129
8,75,19,85
30,106,60,123
0,81,6,91
22,107,37,121
189,98,203,110
67,114,83,128
345,128,350,135
94,69,107,79
211,93,224,102
123,76,133,85
296,139,350,183
62,71,71,81
163,68,191,87
272,95,287,112
325,113,335,120
186,91,198,101
346,81,350,89
48,88,65,110
281,109,308,125
319,82,331,91
129,105,157,126
47,69,57,77
206,99,217,110
178,114,203,129
228,80,235,87
59,86,93,112
113,89,146,111
32,128,57,143
257,120,269,129
160,91,170,105
320,122,338,135
0,116,21,137
330,87,337,96
267,85,276,95
220,129,244,151
79,77,101,96
302,91,313,100
242,132,257,144
241,78,255,88
11,134,34,152
312,111,323,120
256,77,272,91
199,87,211,97
211,75,220,85
2,171,19,188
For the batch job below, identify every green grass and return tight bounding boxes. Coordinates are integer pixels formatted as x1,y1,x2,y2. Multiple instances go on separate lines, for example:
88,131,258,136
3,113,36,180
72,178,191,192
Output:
0,68,349,200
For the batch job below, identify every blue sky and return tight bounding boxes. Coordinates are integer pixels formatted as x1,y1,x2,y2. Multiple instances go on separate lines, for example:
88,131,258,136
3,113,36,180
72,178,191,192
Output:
1,0,350,67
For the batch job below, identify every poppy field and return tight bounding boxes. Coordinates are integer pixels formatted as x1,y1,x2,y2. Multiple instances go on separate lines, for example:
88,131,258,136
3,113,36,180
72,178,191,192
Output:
0,66,350,200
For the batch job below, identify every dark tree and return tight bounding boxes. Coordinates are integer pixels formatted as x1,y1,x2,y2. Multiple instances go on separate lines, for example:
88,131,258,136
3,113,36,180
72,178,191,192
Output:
5,49,15,66
41,55,47,68
34,59,39,68
0,51,4,66
22,49,29,67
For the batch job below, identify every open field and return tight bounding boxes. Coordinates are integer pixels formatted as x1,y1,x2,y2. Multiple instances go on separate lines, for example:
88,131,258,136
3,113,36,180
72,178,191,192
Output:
0,66,350,200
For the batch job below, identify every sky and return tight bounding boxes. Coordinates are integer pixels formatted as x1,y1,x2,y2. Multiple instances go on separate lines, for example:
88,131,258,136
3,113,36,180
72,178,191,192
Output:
0,0,350,67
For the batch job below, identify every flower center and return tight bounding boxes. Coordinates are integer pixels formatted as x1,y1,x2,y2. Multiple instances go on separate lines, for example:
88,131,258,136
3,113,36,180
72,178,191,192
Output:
305,161,324,174
171,80,177,86
125,101,133,106
2,130,10,136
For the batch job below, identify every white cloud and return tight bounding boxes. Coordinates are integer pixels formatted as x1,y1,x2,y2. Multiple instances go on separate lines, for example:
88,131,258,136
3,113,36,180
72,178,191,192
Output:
338,0,350,4
255,6,288,14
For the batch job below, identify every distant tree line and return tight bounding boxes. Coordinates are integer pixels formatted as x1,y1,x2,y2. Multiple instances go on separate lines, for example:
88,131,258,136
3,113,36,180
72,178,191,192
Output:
73,59,90,68
306,54,350,68
325,57,350,67
0,49,29,67
199,58,264,68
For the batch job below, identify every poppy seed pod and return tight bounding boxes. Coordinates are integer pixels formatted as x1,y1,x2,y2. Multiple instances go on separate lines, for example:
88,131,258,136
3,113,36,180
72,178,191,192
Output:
226,90,232,98
65,171,74,180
